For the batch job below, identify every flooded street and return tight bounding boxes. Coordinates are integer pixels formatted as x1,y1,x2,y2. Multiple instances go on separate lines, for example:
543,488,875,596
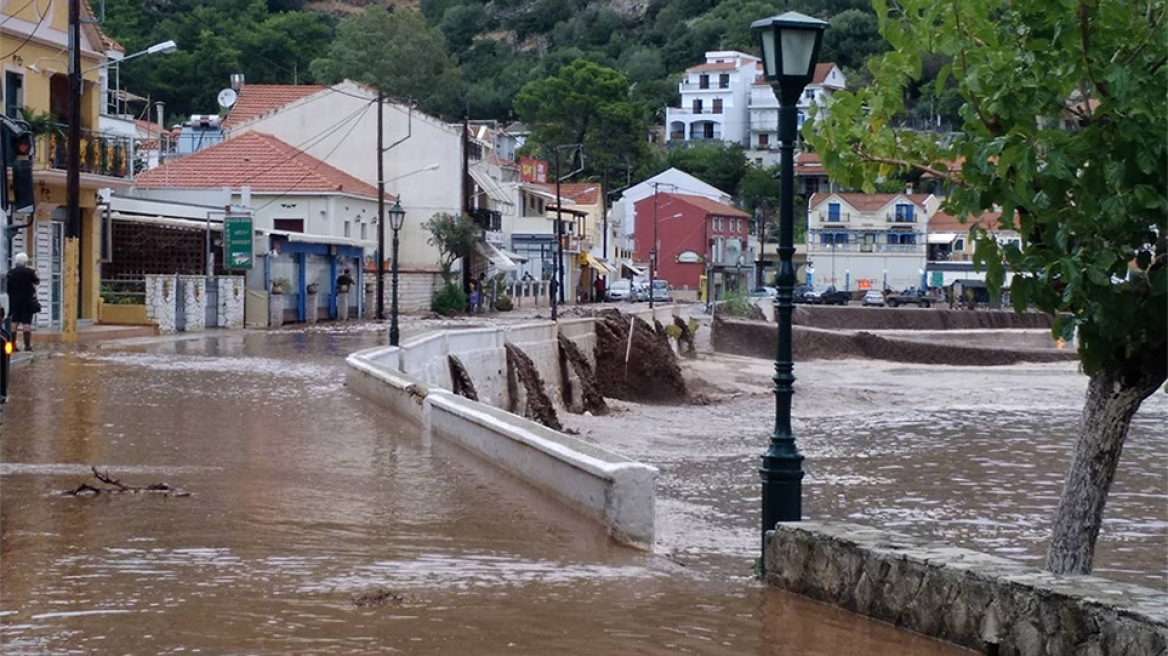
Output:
568,353,1168,590
0,328,968,654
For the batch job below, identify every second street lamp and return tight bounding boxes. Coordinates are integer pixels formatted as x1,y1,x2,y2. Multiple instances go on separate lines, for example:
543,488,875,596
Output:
751,10,828,575
388,199,405,347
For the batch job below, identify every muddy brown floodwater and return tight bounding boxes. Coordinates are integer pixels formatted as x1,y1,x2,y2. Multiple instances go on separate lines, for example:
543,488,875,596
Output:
1,328,971,654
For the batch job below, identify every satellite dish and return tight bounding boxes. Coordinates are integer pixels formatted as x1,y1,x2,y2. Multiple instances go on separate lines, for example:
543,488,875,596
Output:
217,88,238,109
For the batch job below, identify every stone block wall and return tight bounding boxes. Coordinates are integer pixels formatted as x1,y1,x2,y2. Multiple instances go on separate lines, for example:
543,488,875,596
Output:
178,276,207,332
765,522,1168,655
363,271,442,316
144,275,177,333
217,277,245,329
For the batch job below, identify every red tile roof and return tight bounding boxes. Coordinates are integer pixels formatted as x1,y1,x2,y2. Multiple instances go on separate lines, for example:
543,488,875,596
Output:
668,193,750,218
812,63,836,85
930,210,1016,232
690,62,738,72
795,152,825,175
134,132,390,201
809,192,932,213
558,183,600,205
222,84,328,130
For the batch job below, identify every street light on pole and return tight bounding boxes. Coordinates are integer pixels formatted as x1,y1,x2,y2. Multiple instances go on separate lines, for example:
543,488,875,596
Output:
752,10,827,575
388,199,406,347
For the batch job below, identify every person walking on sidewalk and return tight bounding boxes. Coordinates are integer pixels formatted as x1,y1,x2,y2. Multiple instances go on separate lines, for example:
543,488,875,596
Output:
6,253,39,352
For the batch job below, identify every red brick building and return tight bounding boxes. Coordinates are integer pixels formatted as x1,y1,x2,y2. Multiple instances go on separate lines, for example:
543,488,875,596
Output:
632,193,751,291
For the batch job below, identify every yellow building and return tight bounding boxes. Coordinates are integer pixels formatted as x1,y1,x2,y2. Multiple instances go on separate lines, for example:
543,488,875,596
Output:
2,0,132,328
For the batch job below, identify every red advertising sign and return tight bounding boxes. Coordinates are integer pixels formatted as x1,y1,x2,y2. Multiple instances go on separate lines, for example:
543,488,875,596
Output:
519,157,548,184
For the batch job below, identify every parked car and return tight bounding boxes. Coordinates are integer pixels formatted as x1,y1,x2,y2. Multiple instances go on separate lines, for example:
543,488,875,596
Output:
793,285,813,303
649,279,672,303
862,290,886,307
807,286,851,305
606,279,633,302
631,279,649,302
885,289,934,308
748,286,777,298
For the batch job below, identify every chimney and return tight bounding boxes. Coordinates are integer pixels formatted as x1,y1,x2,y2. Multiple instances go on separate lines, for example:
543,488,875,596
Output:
906,182,914,194
230,73,244,91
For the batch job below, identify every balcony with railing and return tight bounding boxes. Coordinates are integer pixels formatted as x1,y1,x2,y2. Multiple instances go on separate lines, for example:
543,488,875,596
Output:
30,127,135,181
811,210,851,224
886,211,917,224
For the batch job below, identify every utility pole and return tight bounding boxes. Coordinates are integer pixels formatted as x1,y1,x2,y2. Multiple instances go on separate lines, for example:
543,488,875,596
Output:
376,90,385,321
63,0,82,343
552,148,562,320
649,183,658,309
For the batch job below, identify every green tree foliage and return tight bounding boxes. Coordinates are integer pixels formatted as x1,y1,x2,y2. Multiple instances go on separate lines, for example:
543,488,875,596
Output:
514,60,650,178
423,212,481,285
812,0,1167,575
99,0,335,119
666,142,747,196
310,7,462,118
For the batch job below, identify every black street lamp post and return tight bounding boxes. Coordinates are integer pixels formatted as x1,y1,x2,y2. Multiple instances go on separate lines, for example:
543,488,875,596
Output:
751,11,828,575
388,199,405,347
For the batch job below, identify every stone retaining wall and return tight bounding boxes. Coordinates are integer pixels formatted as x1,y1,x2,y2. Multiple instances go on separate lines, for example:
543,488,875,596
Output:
765,522,1168,655
793,305,1054,331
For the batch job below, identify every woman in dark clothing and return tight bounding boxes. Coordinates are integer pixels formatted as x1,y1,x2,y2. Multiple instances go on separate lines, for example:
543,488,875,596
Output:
7,252,39,351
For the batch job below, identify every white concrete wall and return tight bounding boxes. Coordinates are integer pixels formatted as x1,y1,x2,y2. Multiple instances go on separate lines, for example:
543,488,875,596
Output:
346,341,657,547
230,80,460,272
145,274,177,333
217,276,246,328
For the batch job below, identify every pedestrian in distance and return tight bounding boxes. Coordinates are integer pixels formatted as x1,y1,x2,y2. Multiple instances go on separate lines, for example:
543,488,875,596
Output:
336,268,355,293
474,275,485,313
594,276,606,303
6,253,39,352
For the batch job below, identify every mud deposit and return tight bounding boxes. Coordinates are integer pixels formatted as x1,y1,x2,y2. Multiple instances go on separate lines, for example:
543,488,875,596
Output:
594,311,687,403
793,305,1054,330
558,334,608,415
505,342,562,430
714,317,1078,366
447,354,479,401
673,316,697,357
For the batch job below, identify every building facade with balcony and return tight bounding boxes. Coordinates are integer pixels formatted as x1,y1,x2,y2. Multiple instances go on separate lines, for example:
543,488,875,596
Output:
747,63,846,167
926,209,1021,289
806,192,940,292
665,51,760,149
2,0,136,328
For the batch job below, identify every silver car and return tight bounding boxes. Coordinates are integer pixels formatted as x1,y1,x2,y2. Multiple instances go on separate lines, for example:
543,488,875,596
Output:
862,290,886,307
606,279,633,302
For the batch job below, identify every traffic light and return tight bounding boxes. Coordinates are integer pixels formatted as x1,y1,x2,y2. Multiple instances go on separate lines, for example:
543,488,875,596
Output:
2,116,36,215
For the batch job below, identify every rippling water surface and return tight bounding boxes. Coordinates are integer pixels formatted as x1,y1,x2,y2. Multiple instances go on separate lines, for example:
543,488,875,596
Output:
1,331,967,655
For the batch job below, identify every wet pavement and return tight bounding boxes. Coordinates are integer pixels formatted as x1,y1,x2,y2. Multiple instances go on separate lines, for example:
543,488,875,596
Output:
0,327,970,654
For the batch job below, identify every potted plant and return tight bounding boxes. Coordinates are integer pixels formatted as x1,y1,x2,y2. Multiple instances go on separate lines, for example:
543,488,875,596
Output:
271,277,291,295
306,282,320,295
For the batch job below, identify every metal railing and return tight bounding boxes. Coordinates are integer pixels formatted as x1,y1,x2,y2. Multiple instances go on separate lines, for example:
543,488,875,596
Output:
32,127,134,180
100,277,146,305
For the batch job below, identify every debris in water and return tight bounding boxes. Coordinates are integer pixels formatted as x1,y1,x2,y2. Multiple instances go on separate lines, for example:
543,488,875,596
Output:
352,587,404,608
62,467,191,498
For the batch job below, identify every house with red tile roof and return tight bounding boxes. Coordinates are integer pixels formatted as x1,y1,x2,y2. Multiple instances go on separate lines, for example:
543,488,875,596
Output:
131,131,394,320
747,63,846,167
221,79,465,307
926,208,1022,287
806,192,940,291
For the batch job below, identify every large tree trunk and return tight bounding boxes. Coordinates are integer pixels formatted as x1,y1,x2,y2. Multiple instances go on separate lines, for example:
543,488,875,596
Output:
1045,351,1166,575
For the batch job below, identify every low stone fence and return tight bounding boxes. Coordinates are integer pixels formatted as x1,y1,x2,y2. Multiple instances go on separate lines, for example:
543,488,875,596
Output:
765,522,1168,655
144,274,246,333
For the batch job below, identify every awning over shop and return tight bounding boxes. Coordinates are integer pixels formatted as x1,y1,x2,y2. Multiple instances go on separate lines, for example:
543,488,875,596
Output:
469,167,512,206
497,247,528,263
475,240,518,271
518,182,559,203
621,262,645,277
927,232,959,244
582,252,616,274
109,211,223,231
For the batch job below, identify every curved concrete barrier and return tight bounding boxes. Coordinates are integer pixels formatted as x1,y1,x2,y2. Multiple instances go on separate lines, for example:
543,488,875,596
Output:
345,322,659,548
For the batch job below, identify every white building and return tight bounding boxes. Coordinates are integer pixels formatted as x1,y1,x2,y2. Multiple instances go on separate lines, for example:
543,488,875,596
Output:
806,192,940,292
665,51,760,148
222,79,464,303
747,63,846,167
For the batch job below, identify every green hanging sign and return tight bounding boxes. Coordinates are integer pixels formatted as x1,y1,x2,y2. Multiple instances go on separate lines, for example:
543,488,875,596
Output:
224,215,254,270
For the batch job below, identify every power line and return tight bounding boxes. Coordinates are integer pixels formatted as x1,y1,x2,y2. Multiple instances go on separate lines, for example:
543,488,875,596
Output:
0,0,39,26
252,101,373,211
0,0,50,59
